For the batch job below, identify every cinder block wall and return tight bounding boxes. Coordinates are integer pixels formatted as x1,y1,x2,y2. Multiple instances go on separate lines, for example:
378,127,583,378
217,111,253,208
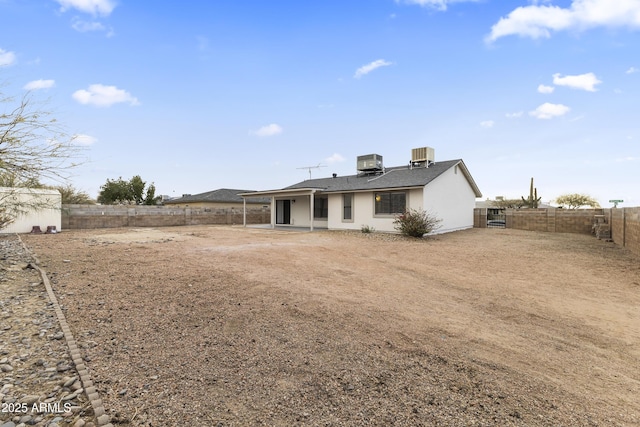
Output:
505,209,549,232
473,208,487,228
475,207,640,257
500,208,603,233
626,208,640,256
610,207,640,256
553,209,604,234
62,205,270,229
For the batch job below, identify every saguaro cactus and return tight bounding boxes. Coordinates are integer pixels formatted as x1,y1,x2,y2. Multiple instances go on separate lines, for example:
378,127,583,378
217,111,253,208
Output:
521,177,542,208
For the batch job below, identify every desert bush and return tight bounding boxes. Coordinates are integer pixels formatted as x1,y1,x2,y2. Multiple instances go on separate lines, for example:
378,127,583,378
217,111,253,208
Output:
361,224,375,233
393,208,441,238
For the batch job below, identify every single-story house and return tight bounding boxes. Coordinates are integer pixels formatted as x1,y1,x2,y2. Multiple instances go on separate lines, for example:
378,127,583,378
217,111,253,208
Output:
164,188,271,210
240,148,482,234
0,187,62,234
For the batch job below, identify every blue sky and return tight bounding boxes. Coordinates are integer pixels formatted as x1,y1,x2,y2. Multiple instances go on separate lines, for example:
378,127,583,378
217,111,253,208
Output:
1,0,639,206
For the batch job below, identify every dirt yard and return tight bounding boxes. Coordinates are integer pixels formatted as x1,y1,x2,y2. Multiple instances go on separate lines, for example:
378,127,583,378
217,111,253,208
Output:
21,226,640,426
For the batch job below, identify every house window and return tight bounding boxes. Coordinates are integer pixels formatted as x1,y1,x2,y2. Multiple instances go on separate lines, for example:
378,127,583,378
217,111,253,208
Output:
374,192,406,215
343,193,353,221
314,195,328,219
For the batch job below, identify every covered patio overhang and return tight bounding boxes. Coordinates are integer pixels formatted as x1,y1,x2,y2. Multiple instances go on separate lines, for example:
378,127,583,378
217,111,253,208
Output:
238,188,322,231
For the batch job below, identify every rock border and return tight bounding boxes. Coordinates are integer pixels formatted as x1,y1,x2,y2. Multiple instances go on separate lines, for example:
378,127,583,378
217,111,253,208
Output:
18,236,113,427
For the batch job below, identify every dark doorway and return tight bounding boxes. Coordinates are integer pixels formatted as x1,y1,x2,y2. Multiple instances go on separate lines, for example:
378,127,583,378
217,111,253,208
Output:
276,200,291,225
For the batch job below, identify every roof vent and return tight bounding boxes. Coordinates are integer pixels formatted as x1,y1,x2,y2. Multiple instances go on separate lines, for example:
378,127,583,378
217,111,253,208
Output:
357,154,383,173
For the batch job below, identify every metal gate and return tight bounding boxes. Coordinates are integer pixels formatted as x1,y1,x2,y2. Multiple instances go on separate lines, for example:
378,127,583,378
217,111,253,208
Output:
487,212,506,228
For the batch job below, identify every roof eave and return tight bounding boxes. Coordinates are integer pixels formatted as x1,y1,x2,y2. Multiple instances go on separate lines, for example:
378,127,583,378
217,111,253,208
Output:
455,160,482,198
239,188,322,198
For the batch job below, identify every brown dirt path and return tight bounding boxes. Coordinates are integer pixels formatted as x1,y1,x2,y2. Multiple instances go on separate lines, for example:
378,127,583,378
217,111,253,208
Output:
22,226,640,426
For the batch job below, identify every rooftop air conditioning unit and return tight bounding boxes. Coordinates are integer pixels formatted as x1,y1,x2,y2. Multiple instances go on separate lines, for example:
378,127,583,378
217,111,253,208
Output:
357,154,383,172
411,147,435,163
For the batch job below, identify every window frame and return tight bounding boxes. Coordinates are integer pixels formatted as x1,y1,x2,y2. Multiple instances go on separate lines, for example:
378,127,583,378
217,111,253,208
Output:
373,191,407,216
313,195,329,219
342,193,354,222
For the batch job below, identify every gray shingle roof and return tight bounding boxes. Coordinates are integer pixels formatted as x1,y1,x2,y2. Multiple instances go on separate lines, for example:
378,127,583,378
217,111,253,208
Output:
284,159,481,195
165,188,270,204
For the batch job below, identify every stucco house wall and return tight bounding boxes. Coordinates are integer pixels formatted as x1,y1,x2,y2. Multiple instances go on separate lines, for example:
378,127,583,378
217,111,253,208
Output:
424,165,477,233
0,187,62,234
290,196,310,226
240,149,481,234
327,189,425,232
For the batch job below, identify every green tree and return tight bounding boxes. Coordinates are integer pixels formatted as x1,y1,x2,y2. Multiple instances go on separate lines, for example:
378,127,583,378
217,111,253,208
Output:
130,175,146,204
143,182,159,205
97,177,132,204
555,193,600,209
97,176,160,205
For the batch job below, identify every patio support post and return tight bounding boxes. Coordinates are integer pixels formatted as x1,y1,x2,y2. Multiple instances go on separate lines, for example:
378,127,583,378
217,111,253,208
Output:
309,190,315,232
271,196,276,228
242,198,246,227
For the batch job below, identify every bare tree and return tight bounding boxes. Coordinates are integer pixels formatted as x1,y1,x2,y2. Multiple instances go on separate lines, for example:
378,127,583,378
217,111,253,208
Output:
555,193,601,209
1,88,84,228
491,198,525,209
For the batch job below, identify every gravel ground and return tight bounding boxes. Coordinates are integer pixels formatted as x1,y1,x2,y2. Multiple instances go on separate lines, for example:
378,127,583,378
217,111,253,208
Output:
0,236,98,427
6,226,640,426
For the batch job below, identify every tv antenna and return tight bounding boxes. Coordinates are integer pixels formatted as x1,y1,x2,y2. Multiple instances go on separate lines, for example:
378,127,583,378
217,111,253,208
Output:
297,163,327,179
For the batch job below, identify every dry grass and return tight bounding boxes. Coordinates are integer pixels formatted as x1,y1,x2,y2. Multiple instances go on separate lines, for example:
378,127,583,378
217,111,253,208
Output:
22,226,640,426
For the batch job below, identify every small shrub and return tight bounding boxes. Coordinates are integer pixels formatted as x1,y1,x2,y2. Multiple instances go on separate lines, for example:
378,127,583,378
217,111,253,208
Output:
393,208,442,238
361,224,375,233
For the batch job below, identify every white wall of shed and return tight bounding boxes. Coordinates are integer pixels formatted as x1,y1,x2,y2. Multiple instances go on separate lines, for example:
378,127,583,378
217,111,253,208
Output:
0,188,62,234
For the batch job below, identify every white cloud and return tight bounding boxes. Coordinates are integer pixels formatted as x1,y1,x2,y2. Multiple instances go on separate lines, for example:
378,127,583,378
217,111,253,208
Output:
55,0,116,16
396,0,479,11
23,79,56,90
72,84,140,107
325,153,345,164
553,72,601,91
71,17,106,32
506,111,524,118
0,48,16,66
537,84,555,94
251,124,283,137
480,120,495,128
616,156,639,162
486,0,640,43
529,102,570,119
72,134,98,146
626,66,639,74
354,59,392,79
